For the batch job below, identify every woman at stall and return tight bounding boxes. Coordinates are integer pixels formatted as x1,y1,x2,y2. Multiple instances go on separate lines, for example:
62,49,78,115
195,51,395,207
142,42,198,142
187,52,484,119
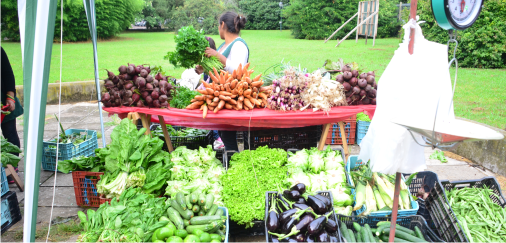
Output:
196,11,249,151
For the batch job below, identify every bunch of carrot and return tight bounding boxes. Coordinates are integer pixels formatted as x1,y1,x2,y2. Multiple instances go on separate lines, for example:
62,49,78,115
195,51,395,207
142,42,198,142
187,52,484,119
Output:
186,63,272,118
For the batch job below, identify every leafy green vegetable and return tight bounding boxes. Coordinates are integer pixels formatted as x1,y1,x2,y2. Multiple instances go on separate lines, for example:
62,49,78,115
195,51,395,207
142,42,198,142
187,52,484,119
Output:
170,86,200,109
429,150,448,163
57,155,104,174
152,125,208,138
220,146,288,227
164,25,223,74
1,136,21,167
357,112,372,122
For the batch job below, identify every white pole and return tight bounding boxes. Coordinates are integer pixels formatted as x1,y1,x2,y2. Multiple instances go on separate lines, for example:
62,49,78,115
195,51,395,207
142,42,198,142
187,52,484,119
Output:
336,11,379,47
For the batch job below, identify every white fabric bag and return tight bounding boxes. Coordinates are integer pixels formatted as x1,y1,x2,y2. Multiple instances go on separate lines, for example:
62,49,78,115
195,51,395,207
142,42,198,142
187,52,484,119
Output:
357,19,455,174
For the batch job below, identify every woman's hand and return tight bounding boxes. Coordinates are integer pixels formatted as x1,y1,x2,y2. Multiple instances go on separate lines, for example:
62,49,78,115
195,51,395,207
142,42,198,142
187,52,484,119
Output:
195,65,204,75
5,99,15,112
204,47,219,58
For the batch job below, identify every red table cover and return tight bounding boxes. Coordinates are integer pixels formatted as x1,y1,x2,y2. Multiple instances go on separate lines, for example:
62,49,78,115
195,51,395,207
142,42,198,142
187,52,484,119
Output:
103,105,376,131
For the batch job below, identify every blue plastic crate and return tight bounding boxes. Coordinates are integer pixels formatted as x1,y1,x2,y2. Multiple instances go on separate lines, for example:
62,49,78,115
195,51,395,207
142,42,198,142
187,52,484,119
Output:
346,155,419,219
356,120,371,145
1,164,9,197
42,129,98,171
1,196,11,226
218,206,230,243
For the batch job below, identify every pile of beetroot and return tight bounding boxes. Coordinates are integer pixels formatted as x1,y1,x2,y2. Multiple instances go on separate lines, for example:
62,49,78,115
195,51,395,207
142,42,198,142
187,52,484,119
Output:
335,65,377,105
101,64,175,108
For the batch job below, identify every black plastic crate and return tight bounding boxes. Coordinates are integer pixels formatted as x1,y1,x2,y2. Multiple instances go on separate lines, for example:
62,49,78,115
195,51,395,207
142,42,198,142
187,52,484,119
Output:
441,177,506,207
151,124,212,151
245,125,322,151
228,220,265,236
337,215,441,243
222,150,239,170
264,191,341,242
1,191,22,234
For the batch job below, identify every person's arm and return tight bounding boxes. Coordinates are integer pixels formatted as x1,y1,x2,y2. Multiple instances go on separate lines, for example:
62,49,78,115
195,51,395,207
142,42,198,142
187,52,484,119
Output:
204,47,227,66
1,47,17,111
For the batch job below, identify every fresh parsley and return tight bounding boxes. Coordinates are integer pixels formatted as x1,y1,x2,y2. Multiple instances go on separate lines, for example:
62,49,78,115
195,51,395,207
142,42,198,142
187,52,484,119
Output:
170,86,200,109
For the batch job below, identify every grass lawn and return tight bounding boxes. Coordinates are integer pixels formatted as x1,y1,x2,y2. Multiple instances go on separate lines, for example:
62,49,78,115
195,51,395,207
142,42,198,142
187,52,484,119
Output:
1,30,505,129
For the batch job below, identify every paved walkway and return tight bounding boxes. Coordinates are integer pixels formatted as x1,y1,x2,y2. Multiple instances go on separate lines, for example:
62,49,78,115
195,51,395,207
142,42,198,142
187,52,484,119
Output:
4,102,505,241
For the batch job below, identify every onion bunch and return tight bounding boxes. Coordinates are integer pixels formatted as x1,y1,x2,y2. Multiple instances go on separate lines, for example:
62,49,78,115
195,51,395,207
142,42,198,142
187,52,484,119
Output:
267,68,309,111
101,64,176,108
335,65,377,105
300,70,348,113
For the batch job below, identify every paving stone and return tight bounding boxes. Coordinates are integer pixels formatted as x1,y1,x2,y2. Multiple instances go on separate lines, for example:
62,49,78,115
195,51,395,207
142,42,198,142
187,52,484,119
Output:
44,104,73,115
41,172,74,187
426,165,489,181
37,187,76,207
6,206,84,232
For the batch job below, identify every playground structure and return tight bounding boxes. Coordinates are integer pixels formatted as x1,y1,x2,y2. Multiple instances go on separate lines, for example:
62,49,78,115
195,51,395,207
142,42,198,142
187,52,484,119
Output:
325,0,380,47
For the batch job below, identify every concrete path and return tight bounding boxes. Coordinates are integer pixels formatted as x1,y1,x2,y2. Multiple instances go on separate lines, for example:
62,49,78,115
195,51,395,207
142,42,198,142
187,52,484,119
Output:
4,102,506,241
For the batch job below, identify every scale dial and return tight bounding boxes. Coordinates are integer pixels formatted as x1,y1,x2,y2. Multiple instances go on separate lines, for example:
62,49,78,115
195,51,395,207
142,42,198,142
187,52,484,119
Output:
431,0,483,30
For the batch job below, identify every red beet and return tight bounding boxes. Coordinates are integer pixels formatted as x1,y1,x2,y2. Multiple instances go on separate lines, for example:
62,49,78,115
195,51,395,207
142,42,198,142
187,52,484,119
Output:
125,74,133,80
367,71,375,76
346,97,352,104
112,76,119,84
145,96,153,106
105,80,114,90
374,82,378,90
343,71,352,81
141,91,149,99
146,75,153,83
140,69,148,78
137,77,146,88
342,82,351,92
371,98,376,105
358,79,367,88
145,66,151,74
130,86,136,93
161,101,168,108
136,100,145,107
342,65,351,72
359,89,367,97
152,100,161,108
135,66,142,74
118,65,127,74
102,101,112,107
105,69,115,80
132,75,138,83
351,70,359,77
146,83,154,91
365,84,372,92
151,90,159,100
132,93,140,104
352,86,361,94
127,65,136,75
349,77,358,86
345,90,353,97
335,74,344,83
124,90,133,98
153,79,159,87
368,89,377,98
155,73,163,80
362,97,371,104
159,95,168,103
366,75,375,84
124,82,133,90
359,73,368,79
102,92,111,101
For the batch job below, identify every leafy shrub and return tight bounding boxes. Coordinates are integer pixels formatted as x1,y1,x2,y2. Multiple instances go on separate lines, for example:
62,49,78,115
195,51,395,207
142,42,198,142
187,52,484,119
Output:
1,0,143,42
283,0,401,40
170,0,225,35
405,0,506,68
239,0,290,30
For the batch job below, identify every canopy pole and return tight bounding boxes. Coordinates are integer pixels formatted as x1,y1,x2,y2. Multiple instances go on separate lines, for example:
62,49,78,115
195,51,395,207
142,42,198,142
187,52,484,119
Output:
83,0,106,147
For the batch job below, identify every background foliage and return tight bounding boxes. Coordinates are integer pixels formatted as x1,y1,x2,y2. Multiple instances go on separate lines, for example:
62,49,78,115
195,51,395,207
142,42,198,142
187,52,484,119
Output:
239,0,290,30
1,0,143,42
282,0,401,40
403,0,506,68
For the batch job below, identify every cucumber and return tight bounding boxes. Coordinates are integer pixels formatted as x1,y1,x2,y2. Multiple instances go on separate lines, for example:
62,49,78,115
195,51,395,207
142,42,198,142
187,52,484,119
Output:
361,226,369,243
204,194,214,211
376,224,389,236
206,205,218,216
347,229,356,242
365,224,376,243
214,208,224,217
380,234,409,242
167,207,185,230
340,222,351,242
198,193,206,206
190,192,199,204
381,227,427,242
176,192,187,210
185,195,193,210
198,210,205,216
184,219,190,227
216,230,226,241
209,220,223,233
209,234,221,241
171,199,193,220
353,222,362,232
414,226,424,239
192,205,200,213
377,222,416,236
186,222,219,234
190,216,227,225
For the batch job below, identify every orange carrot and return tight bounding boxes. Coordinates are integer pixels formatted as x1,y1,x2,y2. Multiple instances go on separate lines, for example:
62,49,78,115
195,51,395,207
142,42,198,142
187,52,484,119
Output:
206,88,214,95
228,99,237,105
195,96,205,101
201,80,212,88
214,91,220,97
231,89,238,95
209,72,219,83
231,79,238,89
243,63,250,74
258,93,268,100
225,103,233,109
206,98,213,105
225,83,231,92
259,86,271,92
237,100,243,110
244,77,252,84
244,99,254,109
197,90,207,95
213,67,219,80
208,105,215,112
253,74,262,82
251,81,262,87
236,63,243,78
238,95,245,102
219,95,231,101
217,100,226,110
202,104,208,118
219,91,233,96
232,69,237,79
243,89,252,96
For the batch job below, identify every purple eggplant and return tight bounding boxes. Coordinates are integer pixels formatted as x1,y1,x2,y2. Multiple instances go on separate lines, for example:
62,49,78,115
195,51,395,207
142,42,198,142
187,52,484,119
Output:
271,236,280,243
295,233,305,242
281,217,298,234
324,219,338,232
314,195,331,210
269,208,312,240
278,194,291,210
284,190,301,201
316,230,329,242
293,203,310,211
279,208,298,224
306,234,316,243
307,195,327,214
267,195,280,232
295,214,315,232
290,183,306,194
296,197,306,204
307,212,332,235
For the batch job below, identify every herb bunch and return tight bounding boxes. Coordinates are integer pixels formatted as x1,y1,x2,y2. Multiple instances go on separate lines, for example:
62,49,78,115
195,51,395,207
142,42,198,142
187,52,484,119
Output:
170,86,200,109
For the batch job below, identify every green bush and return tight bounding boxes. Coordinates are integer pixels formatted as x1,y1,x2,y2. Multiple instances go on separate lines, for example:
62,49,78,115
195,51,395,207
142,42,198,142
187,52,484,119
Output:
239,0,289,30
283,0,401,40
170,0,225,35
406,0,506,68
1,0,143,42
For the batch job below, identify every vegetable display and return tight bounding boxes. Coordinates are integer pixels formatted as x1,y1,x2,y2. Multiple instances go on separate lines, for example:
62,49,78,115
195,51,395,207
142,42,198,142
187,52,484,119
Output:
187,64,272,117
266,183,340,242
101,63,176,108
285,147,354,211
349,162,413,216
357,112,372,122
340,221,427,242
165,26,223,74
446,186,506,242
57,155,104,174
152,125,208,138
220,146,288,227
335,64,377,105
1,136,22,167
170,85,200,109
300,70,347,112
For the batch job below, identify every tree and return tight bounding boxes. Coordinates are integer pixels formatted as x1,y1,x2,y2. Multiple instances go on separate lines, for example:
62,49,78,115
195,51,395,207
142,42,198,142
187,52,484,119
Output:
239,0,290,30
171,0,225,35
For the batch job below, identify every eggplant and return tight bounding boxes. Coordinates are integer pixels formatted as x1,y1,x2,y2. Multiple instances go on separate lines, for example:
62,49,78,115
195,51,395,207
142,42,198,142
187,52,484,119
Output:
270,208,313,240
306,234,316,242
267,195,280,232
296,197,306,204
290,183,306,194
271,236,280,243
307,195,327,214
329,236,339,242
284,190,301,201
307,212,332,235
281,217,298,234
294,214,315,232
279,208,298,224
295,233,305,242
314,195,331,210
278,194,291,210
293,203,310,211
316,230,329,242
324,219,338,232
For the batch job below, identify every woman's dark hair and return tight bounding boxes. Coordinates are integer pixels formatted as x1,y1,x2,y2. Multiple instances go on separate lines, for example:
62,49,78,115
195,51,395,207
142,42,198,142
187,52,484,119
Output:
205,36,216,50
219,11,247,34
